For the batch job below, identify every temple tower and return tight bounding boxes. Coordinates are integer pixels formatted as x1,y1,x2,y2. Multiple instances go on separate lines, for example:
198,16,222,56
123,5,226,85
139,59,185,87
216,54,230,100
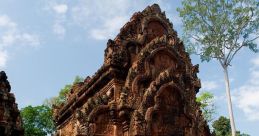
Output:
0,71,24,136
54,4,211,136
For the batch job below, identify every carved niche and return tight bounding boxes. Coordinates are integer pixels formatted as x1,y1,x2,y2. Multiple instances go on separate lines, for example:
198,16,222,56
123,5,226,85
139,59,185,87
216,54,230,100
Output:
146,49,177,78
145,84,190,136
146,21,167,43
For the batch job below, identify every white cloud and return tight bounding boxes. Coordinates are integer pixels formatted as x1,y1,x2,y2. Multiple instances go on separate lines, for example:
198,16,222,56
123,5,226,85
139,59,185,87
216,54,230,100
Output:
0,15,40,47
251,55,259,68
90,16,128,40
49,3,68,38
201,80,219,91
235,88,259,121
53,4,68,14
45,0,181,40
1,33,16,46
0,30,40,48
0,15,16,28
53,23,66,38
0,50,7,68
70,0,177,40
17,33,40,46
71,0,135,40
0,14,40,68
233,55,259,121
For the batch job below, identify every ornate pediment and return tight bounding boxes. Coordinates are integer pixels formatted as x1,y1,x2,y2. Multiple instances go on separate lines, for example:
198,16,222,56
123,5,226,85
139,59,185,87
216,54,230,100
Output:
54,4,210,136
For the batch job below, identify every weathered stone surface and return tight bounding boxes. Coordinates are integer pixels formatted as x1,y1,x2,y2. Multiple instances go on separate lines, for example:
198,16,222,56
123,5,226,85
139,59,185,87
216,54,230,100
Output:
54,4,211,136
0,71,24,136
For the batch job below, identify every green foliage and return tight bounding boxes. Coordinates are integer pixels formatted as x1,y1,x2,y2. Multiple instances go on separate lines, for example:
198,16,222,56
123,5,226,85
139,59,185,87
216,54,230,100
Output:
196,91,216,123
73,75,84,84
213,116,231,136
44,84,72,107
44,76,84,108
178,0,259,66
212,116,250,136
178,1,258,135
21,105,55,136
21,76,84,136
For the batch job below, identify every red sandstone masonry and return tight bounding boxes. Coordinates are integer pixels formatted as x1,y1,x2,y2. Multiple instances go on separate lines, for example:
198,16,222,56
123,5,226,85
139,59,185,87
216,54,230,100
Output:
53,4,211,136
0,71,24,136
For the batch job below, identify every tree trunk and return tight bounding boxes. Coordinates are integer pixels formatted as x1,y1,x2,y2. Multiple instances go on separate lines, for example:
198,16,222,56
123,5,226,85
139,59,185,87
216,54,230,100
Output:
223,66,236,136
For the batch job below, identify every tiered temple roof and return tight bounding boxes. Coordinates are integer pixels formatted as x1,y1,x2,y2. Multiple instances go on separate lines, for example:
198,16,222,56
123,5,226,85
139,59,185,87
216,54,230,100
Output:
54,4,211,136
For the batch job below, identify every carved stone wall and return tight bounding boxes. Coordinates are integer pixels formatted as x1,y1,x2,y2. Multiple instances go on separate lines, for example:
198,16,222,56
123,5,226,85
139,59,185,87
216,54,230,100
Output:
0,71,24,136
54,4,211,136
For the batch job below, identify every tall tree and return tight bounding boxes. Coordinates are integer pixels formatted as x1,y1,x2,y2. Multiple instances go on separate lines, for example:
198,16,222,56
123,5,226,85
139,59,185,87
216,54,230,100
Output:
196,91,216,123
20,105,55,136
212,116,250,136
178,0,259,135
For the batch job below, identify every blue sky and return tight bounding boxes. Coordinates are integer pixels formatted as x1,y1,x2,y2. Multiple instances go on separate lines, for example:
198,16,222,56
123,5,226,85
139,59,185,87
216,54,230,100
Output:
0,0,258,135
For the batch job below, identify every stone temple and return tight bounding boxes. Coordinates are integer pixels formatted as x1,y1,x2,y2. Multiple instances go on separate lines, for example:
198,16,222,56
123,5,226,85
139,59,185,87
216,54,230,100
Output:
0,71,24,136
53,4,211,136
